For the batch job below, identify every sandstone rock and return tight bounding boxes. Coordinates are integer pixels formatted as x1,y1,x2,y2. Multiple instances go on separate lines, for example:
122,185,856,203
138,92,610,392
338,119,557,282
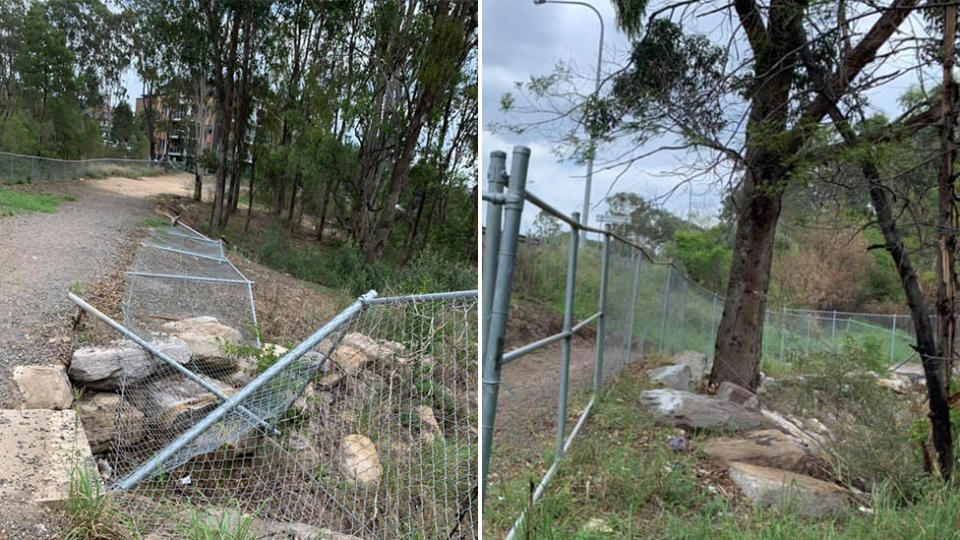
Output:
716,381,760,411
14,365,73,410
331,344,371,376
648,365,692,391
415,405,443,444
639,389,768,431
702,429,809,472
341,434,381,485
69,337,191,390
728,462,849,517
129,373,236,432
877,377,910,394
161,316,242,360
760,409,830,455
673,351,712,382
580,517,614,535
75,392,146,453
892,363,925,383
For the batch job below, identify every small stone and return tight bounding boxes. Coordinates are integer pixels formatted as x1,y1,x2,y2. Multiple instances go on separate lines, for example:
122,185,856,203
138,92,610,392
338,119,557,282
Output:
672,351,712,383
648,364,693,391
340,434,381,485
580,517,613,534
414,405,443,444
14,365,73,410
716,381,760,411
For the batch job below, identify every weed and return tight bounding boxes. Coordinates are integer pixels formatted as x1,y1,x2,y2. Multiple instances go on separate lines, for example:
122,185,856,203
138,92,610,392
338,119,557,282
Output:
178,505,256,540
62,465,130,540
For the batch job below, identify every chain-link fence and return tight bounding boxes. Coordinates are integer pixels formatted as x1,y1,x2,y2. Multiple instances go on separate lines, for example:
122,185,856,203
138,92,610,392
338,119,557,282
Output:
481,146,917,539
68,221,478,538
0,150,171,184
122,223,260,346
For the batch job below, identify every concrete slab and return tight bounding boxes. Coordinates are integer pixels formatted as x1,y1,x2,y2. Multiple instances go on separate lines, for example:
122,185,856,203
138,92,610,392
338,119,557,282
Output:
0,409,92,506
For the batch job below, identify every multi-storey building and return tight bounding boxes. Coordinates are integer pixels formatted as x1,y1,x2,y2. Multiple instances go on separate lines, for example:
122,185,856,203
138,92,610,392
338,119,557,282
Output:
135,94,216,165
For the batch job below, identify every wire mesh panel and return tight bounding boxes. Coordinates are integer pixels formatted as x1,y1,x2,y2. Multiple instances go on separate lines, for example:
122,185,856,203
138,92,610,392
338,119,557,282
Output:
122,224,259,345
108,292,477,539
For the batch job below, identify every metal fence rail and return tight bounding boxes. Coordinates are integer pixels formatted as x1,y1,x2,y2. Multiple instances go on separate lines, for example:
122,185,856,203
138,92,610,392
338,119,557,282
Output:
481,146,919,539
0,150,172,184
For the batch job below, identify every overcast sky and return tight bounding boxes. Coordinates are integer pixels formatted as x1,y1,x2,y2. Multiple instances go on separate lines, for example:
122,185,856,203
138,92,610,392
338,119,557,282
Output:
480,1,937,233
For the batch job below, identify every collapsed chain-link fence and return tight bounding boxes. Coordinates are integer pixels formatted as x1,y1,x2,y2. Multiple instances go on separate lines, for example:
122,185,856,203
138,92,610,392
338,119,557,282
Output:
0,150,172,184
481,146,919,539
68,221,479,538
122,223,260,346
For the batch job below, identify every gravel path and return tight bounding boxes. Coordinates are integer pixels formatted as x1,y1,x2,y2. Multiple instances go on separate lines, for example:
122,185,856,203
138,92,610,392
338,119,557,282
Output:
0,174,193,409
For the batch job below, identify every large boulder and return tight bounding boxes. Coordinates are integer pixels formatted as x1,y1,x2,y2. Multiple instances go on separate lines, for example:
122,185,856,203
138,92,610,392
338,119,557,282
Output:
647,365,692,391
128,373,236,432
69,337,191,390
715,381,760,412
702,429,809,473
340,434,382,485
728,462,849,517
161,316,242,361
672,351,712,383
13,365,73,410
639,389,768,431
74,392,147,453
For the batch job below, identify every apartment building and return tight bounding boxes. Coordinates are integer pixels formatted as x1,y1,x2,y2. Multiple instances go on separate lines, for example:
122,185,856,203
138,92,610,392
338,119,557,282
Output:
135,93,216,164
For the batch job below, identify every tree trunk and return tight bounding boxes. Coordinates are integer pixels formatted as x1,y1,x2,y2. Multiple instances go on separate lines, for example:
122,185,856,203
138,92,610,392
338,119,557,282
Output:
245,155,255,233
316,176,339,243
210,11,241,234
937,4,958,382
868,157,952,479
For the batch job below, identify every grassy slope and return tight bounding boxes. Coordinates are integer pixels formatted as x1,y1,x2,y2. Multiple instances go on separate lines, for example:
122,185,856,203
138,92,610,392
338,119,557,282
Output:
484,359,960,539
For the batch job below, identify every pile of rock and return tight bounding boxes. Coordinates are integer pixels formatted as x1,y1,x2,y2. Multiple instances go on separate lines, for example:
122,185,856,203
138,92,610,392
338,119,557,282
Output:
34,315,448,494
641,351,851,517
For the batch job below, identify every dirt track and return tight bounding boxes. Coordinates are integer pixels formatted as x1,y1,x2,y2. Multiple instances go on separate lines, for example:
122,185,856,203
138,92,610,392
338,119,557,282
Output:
0,174,193,409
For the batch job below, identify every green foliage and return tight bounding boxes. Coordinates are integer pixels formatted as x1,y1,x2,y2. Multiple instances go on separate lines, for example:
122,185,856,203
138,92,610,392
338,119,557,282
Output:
239,224,474,298
668,227,731,291
0,187,71,216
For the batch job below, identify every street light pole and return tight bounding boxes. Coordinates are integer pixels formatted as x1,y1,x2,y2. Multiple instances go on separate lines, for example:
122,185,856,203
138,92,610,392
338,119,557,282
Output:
533,0,604,233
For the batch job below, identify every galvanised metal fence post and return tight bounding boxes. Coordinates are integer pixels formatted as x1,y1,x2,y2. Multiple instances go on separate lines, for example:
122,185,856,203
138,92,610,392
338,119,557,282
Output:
831,310,837,343
779,306,787,363
890,314,897,363
557,211,580,458
480,146,530,499
593,224,611,394
677,275,688,351
625,248,643,364
659,265,673,353
806,313,812,355
708,294,719,353
482,150,507,349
